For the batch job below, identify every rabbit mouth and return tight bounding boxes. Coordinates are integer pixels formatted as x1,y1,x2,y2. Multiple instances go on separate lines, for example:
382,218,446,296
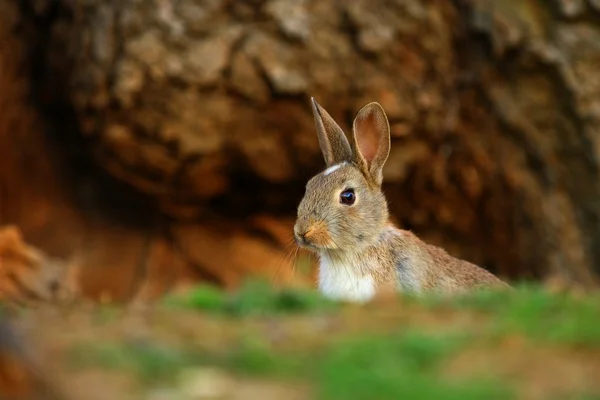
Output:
294,222,336,250
294,233,332,250
295,238,319,250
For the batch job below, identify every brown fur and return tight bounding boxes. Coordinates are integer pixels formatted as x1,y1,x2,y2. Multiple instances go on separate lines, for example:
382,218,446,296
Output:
294,99,509,302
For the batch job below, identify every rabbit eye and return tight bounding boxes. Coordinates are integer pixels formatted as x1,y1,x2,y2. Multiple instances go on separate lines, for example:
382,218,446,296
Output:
340,189,356,205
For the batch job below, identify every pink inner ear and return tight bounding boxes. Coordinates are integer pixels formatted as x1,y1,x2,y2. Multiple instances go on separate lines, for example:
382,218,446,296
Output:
356,113,379,163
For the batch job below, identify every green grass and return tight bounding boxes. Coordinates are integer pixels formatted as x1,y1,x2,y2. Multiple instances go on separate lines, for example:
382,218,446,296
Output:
162,278,337,316
217,335,310,377
70,329,514,400
317,330,513,400
399,282,600,347
92,304,123,324
68,280,600,399
442,283,600,347
69,340,199,384
212,329,515,400
571,394,600,400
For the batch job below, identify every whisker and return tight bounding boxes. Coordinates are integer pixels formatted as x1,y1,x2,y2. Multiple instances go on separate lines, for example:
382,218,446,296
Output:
288,240,302,283
290,245,301,278
308,251,318,284
272,237,298,285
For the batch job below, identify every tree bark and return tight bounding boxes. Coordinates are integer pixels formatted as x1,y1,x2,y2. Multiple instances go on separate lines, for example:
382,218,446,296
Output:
3,0,600,301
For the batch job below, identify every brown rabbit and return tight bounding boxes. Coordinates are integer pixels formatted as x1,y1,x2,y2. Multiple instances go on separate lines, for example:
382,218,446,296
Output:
293,98,509,303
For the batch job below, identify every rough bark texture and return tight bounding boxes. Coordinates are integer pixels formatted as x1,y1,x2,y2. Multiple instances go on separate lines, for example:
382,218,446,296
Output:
2,0,600,302
0,0,307,303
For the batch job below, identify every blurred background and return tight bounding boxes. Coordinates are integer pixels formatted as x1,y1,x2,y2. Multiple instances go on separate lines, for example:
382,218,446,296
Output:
2,0,600,304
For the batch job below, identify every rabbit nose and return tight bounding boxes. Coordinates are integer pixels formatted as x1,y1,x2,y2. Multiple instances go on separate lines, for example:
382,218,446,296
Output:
294,226,311,245
294,230,305,244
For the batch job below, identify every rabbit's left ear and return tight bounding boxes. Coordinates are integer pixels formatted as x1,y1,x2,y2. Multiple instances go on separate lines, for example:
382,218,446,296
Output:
350,102,391,186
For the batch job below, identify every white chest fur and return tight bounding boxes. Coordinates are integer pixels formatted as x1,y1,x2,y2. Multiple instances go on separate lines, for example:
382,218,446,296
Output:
318,253,375,303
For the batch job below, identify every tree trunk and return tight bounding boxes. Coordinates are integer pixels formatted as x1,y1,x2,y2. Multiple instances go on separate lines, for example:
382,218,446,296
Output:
2,0,600,302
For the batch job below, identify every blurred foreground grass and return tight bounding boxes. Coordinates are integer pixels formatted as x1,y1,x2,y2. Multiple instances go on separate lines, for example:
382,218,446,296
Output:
4,281,600,400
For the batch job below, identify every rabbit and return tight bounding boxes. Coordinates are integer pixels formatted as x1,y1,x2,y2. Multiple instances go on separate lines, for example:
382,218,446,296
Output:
293,98,510,303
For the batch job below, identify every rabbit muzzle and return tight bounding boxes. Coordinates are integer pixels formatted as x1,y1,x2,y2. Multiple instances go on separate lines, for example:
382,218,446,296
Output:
293,218,333,249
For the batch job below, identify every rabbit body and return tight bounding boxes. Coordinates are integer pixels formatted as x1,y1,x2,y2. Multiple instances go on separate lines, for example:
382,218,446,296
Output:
318,223,505,303
294,99,508,303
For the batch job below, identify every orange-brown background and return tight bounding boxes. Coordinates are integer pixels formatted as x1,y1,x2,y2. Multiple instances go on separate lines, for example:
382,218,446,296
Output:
2,0,600,302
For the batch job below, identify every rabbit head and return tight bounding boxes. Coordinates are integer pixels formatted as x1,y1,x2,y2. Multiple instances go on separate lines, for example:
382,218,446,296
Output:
294,98,391,253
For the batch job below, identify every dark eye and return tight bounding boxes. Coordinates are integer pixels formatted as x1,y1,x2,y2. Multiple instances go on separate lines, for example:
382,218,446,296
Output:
340,188,355,205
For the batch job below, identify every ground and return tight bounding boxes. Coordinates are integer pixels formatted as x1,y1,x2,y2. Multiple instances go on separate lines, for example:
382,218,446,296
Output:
1,281,600,400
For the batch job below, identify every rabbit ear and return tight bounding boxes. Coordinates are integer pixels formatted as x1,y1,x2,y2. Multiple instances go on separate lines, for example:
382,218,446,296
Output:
350,102,391,186
311,98,353,167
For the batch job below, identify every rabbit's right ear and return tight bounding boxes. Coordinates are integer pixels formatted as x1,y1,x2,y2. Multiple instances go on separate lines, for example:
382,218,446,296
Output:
311,98,353,167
